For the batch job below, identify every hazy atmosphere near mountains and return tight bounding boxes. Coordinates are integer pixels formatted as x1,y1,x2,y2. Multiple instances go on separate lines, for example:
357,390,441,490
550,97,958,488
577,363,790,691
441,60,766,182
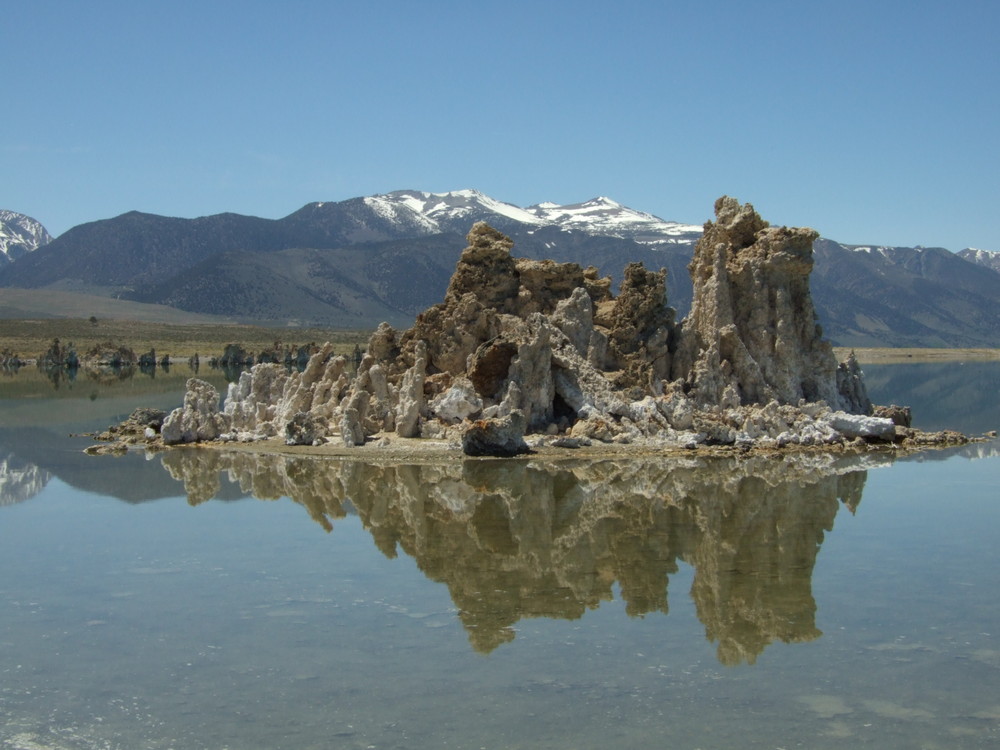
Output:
3,0,998,252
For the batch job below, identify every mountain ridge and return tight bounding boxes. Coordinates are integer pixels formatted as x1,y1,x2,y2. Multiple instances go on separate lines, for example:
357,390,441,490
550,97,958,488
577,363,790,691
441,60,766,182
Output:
2,191,998,347
957,247,1000,274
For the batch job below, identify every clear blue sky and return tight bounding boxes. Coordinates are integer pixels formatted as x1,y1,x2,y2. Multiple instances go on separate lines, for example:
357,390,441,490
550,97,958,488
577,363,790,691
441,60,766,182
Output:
3,0,998,251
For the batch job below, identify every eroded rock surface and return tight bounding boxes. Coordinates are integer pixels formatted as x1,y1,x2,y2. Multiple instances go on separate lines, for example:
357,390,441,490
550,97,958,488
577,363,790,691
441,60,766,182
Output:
147,198,973,455
672,196,854,410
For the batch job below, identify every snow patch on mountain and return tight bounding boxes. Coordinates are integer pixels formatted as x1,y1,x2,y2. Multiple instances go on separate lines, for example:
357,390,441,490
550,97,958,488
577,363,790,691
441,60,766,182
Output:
362,189,701,246
957,247,1000,274
362,194,440,234
0,210,53,263
527,196,702,243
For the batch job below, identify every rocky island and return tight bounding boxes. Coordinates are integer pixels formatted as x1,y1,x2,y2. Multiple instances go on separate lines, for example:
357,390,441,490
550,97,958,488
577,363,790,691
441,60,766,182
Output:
95,197,976,457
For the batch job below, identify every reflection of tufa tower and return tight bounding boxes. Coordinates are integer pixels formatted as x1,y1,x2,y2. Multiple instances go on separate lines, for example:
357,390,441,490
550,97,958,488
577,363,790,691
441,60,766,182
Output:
678,468,867,665
162,451,869,663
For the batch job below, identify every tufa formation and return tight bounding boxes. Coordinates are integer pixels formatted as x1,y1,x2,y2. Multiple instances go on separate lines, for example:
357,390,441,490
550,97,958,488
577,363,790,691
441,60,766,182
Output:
150,197,963,455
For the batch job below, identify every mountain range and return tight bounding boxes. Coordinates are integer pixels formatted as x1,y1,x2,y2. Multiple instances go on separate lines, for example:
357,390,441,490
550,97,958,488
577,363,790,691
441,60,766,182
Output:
2,191,999,347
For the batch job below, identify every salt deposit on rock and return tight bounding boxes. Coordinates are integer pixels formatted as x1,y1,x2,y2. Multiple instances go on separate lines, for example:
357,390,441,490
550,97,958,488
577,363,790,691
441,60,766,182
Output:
152,197,971,456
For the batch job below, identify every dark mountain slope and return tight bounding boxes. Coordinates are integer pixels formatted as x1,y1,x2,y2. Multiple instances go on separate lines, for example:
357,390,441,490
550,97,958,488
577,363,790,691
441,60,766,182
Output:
0,211,283,291
811,240,1000,347
2,191,999,346
135,234,468,328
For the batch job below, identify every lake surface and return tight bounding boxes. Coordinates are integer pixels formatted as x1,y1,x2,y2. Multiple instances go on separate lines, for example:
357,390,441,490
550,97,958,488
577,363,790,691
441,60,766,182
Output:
1,362,998,749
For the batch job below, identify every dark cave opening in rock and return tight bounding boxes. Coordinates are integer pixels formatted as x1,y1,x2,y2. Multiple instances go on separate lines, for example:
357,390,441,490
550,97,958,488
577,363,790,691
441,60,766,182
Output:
552,392,577,424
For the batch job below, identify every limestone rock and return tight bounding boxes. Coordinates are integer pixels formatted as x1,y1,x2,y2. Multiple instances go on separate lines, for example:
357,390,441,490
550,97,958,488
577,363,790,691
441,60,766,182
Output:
367,322,399,362
550,286,594,357
285,411,325,446
430,378,483,422
395,340,428,438
671,196,868,414
161,379,228,444
446,222,519,310
468,337,518,398
873,404,912,428
461,410,530,457
603,262,675,386
154,198,895,454
836,352,874,415
340,390,371,446
821,412,896,442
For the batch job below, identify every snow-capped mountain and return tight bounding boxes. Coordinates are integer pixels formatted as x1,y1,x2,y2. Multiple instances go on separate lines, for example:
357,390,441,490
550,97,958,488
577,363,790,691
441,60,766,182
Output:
361,189,703,246
4,188,1000,348
0,210,53,262
527,196,703,244
957,247,1000,274
363,189,545,233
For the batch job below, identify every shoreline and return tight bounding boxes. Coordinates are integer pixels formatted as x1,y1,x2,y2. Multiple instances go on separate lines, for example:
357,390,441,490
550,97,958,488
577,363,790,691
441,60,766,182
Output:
8,347,999,370
92,423,994,465
835,347,1000,364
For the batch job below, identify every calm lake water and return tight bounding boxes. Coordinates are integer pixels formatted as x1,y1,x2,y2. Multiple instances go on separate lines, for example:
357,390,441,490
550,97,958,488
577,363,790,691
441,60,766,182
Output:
1,362,998,749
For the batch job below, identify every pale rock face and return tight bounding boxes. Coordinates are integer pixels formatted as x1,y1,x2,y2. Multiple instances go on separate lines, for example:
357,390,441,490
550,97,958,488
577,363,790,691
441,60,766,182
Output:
221,346,349,441
430,378,484,422
395,340,428,438
340,390,371,446
550,286,593,357
505,315,557,430
225,364,289,437
162,379,229,444
821,412,895,441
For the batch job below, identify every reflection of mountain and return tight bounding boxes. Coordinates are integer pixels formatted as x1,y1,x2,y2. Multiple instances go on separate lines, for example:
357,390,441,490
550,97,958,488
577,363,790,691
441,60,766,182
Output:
0,426,248,505
0,451,51,506
863,361,1000,435
160,451,878,664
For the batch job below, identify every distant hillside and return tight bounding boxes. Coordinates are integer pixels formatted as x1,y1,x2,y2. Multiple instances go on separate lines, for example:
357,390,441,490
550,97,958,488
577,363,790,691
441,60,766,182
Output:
811,241,1000,347
2,190,999,347
0,288,235,324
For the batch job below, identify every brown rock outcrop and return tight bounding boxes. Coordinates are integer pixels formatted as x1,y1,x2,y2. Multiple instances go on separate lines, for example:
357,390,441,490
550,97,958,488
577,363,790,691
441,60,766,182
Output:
672,196,856,411
155,199,941,454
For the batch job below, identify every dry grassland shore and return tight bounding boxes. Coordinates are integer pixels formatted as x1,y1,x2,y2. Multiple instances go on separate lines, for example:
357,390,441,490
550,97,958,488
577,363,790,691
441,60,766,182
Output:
2,317,997,366
835,347,1000,364
0,318,369,361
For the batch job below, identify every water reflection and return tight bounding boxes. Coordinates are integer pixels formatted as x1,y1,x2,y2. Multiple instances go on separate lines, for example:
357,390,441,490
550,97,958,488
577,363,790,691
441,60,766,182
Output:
161,450,877,664
0,450,51,506
863,360,1000,434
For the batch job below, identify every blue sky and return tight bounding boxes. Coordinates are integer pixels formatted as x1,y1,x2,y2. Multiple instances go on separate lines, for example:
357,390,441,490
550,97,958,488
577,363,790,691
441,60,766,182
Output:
3,0,998,251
